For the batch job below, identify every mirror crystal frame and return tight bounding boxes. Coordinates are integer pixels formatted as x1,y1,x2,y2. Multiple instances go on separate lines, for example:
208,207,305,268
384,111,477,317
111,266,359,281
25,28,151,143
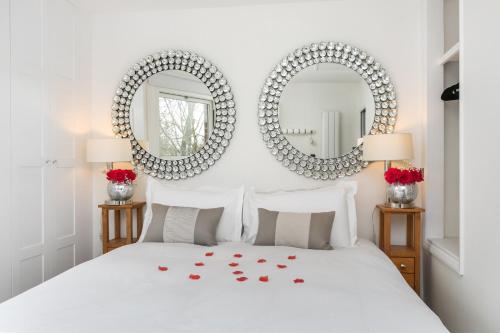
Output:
258,42,398,180
111,50,236,180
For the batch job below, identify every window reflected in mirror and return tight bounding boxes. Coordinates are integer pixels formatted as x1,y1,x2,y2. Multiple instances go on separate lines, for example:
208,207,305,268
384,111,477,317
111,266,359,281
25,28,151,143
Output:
130,70,214,159
158,93,212,157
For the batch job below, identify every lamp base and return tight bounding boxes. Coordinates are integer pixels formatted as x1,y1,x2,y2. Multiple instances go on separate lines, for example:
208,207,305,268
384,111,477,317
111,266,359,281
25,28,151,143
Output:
105,199,133,205
385,202,415,209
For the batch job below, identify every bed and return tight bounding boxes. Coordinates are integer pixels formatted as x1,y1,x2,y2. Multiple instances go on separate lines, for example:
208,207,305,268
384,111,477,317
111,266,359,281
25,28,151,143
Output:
0,239,448,333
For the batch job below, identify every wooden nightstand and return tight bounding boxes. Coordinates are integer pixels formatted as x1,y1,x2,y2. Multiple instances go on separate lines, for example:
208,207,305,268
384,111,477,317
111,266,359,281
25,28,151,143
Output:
377,204,424,294
99,202,146,254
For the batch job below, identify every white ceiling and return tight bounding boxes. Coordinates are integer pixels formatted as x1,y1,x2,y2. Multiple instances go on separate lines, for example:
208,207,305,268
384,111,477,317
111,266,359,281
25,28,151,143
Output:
69,0,329,13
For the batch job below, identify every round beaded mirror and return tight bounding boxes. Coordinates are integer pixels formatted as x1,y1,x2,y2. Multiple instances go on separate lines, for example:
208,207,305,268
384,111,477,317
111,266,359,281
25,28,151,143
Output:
111,50,236,180
258,42,398,180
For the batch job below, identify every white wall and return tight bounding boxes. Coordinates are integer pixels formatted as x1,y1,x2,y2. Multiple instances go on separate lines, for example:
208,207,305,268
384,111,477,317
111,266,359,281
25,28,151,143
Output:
421,0,445,247
73,2,94,267
444,0,459,50
424,0,500,332
89,0,426,257
443,61,459,238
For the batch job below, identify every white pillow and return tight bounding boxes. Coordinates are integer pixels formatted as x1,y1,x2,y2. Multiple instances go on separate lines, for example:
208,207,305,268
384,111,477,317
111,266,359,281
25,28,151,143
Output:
140,177,244,242
242,181,358,248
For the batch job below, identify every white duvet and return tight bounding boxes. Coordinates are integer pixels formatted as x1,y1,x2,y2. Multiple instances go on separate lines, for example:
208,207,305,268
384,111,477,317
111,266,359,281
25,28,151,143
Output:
0,240,448,333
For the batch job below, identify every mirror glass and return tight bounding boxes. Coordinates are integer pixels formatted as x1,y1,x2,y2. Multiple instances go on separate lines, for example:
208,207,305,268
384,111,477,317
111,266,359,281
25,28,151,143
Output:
279,63,375,158
130,70,214,159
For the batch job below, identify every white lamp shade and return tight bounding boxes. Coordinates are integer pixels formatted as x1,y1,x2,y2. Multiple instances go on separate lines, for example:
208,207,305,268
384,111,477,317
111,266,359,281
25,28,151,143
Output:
86,138,131,163
362,133,414,161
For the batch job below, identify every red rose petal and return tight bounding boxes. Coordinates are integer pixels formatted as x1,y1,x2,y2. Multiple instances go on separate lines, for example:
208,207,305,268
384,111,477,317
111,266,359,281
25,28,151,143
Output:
189,274,201,280
259,276,269,282
293,278,304,284
288,255,296,260
277,264,287,269
232,270,244,275
194,262,204,267
205,252,214,257
158,266,168,271
236,276,248,282
228,262,239,267
257,258,267,263
233,253,243,258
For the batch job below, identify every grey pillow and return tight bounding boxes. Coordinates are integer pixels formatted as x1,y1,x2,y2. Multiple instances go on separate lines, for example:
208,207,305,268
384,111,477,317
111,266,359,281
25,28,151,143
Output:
254,208,335,250
142,204,224,246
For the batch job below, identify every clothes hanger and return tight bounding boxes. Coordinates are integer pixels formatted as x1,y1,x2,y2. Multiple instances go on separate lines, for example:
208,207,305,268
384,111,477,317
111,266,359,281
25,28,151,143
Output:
441,83,459,101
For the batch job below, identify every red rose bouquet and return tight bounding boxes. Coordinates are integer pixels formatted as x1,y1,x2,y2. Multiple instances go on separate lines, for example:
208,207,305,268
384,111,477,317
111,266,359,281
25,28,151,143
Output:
384,167,424,185
106,169,137,184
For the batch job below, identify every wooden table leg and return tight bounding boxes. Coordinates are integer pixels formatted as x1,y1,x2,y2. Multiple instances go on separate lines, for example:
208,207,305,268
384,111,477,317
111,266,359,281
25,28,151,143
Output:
383,212,392,256
407,213,415,248
136,206,143,240
126,207,132,244
114,209,121,240
379,210,384,250
414,212,422,293
102,208,109,254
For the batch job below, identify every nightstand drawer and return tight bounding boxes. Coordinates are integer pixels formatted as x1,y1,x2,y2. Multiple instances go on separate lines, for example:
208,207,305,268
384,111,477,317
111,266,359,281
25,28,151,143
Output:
391,257,415,273
402,273,415,288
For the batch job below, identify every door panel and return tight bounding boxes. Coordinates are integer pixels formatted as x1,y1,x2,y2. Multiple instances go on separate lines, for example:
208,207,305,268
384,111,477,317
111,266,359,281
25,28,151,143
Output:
10,0,43,75
54,244,74,276
11,73,44,164
46,167,75,239
19,254,44,292
47,76,76,159
13,168,44,248
46,0,75,80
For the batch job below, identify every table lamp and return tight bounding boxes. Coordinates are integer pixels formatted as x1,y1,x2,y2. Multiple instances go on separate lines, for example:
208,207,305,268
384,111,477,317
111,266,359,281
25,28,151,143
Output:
362,133,414,172
87,138,135,204
86,138,132,170
362,133,414,206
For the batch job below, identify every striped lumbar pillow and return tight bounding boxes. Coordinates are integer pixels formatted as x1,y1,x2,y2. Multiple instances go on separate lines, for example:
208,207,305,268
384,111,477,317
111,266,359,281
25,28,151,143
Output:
142,203,224,246
254,208,335,250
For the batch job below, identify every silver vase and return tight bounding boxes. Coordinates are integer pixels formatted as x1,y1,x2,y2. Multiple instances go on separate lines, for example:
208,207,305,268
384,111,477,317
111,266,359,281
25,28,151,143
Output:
387,183,418,208
107,182,135,204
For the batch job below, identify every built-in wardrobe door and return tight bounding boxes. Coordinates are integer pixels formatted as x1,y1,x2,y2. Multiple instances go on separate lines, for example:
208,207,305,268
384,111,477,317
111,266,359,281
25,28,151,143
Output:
10,0,80,295
44,0,78,280
10,0,47,295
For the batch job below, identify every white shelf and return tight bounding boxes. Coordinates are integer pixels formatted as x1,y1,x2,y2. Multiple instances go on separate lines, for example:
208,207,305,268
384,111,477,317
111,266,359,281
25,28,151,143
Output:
439,42,460,65
424,237,461,275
